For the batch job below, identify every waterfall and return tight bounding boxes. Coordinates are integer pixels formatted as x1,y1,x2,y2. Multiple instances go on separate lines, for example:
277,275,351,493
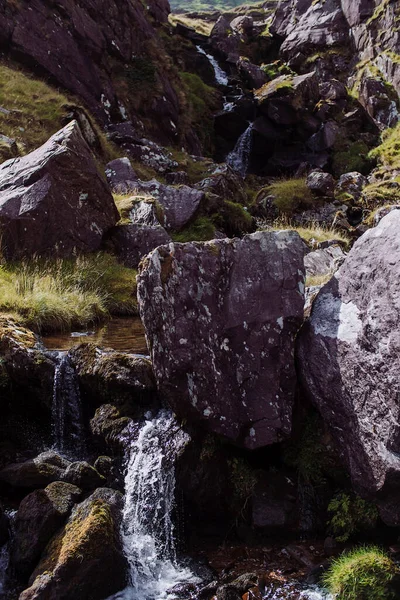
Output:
109,410,199,600
196,46,229,86
52,352,85,458
227,123,253,177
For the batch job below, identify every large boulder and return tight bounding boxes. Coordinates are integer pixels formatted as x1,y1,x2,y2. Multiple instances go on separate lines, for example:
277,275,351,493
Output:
0,452,71,490
137,231,305,449
108,223,171,268
11,482,82,579
0,121,119,260
297,211,400,524
19,488,127,600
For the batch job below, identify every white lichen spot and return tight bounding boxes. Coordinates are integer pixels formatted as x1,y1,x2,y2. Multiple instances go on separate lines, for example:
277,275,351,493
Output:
203,408,212,417
277,317,284,329
179,338,187,345
221,338,229,351
249,427,256,438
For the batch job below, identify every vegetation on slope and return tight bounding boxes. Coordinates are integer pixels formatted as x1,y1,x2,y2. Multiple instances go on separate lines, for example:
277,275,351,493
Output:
322,546,397,600
170,0,261,13
0,254,138,333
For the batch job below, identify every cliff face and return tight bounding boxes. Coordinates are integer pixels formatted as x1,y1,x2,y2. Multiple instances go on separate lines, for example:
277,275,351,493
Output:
271,0,400,94
0,0,184,145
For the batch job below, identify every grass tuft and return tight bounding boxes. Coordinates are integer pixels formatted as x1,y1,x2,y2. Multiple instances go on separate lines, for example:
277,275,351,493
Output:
261,220,351,248
322,546,397,600
0,254,138,334
260,179,315,214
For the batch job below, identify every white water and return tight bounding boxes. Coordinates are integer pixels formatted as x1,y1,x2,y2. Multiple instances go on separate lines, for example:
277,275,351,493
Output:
263,584,332,599
109,411,199,600
227,122,253,177
52,352,85,458
196,45,229,86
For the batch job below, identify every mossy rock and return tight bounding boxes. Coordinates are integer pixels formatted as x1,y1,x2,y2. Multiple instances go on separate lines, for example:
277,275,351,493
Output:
20,488,127,600
0,451,70,489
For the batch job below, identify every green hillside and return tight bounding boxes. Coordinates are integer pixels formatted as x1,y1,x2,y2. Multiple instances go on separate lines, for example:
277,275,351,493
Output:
170,0,260,13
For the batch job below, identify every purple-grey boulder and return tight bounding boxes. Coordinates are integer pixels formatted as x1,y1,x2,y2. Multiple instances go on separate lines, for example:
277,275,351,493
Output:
137,231,306,449
297,211,400,524
0,121,119,260
105,158,138,193
108,223,171,268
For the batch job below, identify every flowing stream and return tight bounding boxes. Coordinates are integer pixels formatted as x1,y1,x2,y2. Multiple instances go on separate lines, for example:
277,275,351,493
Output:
227,123,254,177
52,352,85,458
195,45,229,86
109,410,199,600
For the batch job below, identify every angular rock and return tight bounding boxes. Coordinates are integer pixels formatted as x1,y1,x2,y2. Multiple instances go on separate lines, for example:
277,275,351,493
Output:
297,211,400,524
105,158,138,194
0,452,71,489
20,488,127,600
11,482,82,578
304,244,346,279
306,170,335,197
137,231,305,449
108,223,171,269
135,180,204,230
126,140,178,174
335,171,367,201
0,121,119,259
237,58,267,90
63,462,105,491
128,198,162,226
373,205,400,226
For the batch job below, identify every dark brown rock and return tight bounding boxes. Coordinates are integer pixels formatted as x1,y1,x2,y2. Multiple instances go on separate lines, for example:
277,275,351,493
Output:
19,488,127,600
137,231,305,449
297,211,400,524
0,452,71,490
62,462,105,491
11,482,82,579
108,223,171,268
0,121,119,260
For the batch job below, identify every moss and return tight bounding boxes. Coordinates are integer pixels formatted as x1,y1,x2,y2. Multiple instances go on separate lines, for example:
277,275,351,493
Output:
327,492,379,543
260,178,314,214
172,216,216,242
228,457,257,507
126,58,156,87
322,546,397,600
332,140,372,177
213,200,254,237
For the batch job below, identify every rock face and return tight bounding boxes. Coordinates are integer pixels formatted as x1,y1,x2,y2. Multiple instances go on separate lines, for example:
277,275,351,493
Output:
20,488,127,600
297,211,400,524
108,223,171,268
11,482,82,579
0,121,118,260
137,231,305,449
0,0,180,143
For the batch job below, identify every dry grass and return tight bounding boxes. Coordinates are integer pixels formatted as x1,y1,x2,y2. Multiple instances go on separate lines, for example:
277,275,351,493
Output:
261,220,351,248
0,254,138,333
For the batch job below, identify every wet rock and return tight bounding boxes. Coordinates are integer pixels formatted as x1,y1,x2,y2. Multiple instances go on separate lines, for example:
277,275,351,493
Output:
90,404,134,449
107,223,171,269
0,452,71,490
20,488,127,600
105,158,138,194
0,121,119,260
335,171,367,202
63,462,105,491
137,231,305,449
297,211,400,524
306,170,335,197
93,456,118,488
252,473,297,530
11,482,82,579
135,180,204,230
69,344,156,406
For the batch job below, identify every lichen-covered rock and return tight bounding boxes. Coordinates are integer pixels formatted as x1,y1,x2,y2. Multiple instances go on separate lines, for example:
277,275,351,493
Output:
335,171,367,202
11,482,82,578
304,244,346,279
19,488,127,600
0,451,71,490
306,170,335,197
62,462,105,491
90,405,134,449
0,121,119,259
69,343,156,406
108,223,171,269
137,231,305,449
105,158,138,193
297,211,400,524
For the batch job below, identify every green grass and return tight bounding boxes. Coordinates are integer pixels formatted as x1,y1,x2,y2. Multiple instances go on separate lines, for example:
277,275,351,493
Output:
172,216,216,242
113,193,164,224
0,254,138,334
259,179,315,214
0,61,119,164
322,546,397,600
179,72,220,152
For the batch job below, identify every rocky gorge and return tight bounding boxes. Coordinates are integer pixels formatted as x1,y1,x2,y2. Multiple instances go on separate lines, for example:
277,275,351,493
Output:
1,0,400,599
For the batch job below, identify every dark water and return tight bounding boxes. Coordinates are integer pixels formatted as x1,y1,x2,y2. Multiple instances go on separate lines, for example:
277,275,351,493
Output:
42,317,148,354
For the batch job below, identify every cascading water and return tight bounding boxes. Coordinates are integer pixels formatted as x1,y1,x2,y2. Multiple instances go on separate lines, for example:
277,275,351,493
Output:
195,45,229,86
227,123,253,177
109,410,199,600
52,351,85,458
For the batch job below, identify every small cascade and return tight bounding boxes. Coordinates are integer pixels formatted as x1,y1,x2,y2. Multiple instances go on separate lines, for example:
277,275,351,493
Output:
109,410,198,600
52,352,85,458
227,123,253,177
262,583,332,599
196,45,229,86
